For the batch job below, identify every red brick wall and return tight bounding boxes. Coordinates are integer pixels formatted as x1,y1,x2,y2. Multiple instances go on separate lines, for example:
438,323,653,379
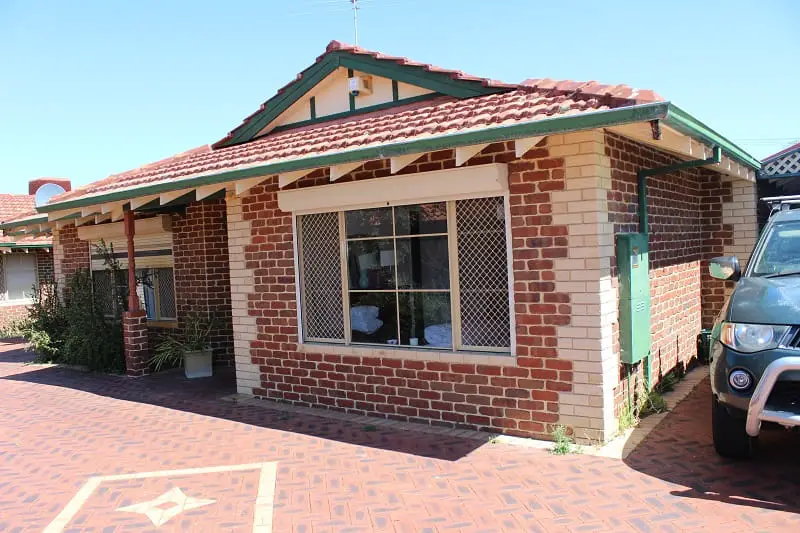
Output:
239,142,574,438
606,132,728,408
171,199,234,365
36,249,54,283
56,224,90,282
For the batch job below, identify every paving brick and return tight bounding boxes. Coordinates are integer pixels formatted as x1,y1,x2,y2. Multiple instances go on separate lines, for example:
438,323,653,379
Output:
1,343,798,532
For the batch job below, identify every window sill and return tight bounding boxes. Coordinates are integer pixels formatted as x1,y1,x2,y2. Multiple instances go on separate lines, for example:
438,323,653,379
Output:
297,342,516,366
147,320,178,329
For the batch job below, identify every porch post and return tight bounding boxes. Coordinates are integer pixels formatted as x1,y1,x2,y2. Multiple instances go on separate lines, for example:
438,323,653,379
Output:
122,210,149,376
123,210,140,310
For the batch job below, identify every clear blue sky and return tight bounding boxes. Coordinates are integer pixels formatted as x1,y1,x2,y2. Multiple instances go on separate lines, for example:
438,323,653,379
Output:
1,0,798,194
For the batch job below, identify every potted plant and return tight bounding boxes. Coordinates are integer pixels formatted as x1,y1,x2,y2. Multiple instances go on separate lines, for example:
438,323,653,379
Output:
151,313,216,378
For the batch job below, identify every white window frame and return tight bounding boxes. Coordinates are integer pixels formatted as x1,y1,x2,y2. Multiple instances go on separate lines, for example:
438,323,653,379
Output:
293,191,515,355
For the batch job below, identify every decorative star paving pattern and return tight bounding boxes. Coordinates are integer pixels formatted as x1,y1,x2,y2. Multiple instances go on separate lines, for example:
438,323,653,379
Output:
116,486,215,527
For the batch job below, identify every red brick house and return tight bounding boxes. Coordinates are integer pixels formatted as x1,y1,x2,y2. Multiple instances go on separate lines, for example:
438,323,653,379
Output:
0,179,69,332
1,42,760,442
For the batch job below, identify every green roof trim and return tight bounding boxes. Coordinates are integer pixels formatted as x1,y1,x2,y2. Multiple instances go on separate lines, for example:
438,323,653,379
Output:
216,49,505,148
34,100,760,216
0,215,48,231
0,242,52,249
39,102,668,213
663,106,760,169
269,93,440,134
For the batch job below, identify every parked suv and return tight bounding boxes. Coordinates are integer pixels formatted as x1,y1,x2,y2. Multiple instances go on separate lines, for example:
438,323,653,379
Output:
709,202,800,458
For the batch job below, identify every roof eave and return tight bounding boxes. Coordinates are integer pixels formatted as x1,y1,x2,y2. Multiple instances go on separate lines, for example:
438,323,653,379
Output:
0,215,49,232
663,105,761,170
38,101,672,213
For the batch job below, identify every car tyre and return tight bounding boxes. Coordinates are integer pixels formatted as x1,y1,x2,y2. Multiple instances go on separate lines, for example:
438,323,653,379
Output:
712,395,754,459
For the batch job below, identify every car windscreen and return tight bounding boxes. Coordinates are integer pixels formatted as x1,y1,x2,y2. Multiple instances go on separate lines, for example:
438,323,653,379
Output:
752,220,800,276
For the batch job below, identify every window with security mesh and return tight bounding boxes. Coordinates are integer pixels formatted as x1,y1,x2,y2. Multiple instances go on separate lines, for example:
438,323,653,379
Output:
92,270,116,316
299,212,345,341
296,197,511,353
455,197,510,349
156,268,176,319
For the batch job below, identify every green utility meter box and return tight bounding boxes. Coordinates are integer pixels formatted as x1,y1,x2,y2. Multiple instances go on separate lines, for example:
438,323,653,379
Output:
616,233,651,364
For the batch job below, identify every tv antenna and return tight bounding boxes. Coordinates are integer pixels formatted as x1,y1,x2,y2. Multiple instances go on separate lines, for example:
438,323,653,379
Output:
351,0,359,45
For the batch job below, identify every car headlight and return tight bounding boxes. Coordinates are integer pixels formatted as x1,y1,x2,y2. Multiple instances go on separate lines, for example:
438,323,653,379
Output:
719,322,791,353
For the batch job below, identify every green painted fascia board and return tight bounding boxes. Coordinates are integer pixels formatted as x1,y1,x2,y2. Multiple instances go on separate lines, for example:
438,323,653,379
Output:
336,54,495,98
664,105,761,170
39,102,670,213
220,50,506,148
269,93,440,134
224,55,342,146
0,243,52,249
0,216,48,231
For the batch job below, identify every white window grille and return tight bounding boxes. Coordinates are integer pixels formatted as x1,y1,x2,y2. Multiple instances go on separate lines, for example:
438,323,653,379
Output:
298,212,345,341
296,197,511,353
456,197,511,349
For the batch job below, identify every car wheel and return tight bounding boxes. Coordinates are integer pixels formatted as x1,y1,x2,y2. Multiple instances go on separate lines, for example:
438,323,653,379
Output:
712,395,754,459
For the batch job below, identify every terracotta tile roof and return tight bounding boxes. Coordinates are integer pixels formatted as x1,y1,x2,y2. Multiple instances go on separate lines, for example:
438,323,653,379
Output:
522,79,663,105
0,198,51,245
46,41,663,207
0,194,36,223
763,142,800,163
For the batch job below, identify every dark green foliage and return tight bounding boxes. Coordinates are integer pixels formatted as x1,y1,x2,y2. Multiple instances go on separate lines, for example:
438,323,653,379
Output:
61,269,125,372
150,313,216,372
19,270,124,372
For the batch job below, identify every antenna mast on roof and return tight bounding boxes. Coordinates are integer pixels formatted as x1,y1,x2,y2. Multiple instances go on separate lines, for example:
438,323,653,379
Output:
351,0,359,46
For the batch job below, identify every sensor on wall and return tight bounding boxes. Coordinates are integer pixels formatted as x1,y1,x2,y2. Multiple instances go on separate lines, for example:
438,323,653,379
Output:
348,76,373,97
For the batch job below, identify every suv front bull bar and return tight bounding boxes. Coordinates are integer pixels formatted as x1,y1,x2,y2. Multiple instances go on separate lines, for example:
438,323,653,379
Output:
746,356,800,437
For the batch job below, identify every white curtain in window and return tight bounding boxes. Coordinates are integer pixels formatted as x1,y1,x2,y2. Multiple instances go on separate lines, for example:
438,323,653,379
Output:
4,254,37,300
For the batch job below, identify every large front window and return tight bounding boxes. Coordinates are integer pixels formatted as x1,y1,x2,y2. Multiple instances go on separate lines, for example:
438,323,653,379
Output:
298,197,511,352
92,267,176,321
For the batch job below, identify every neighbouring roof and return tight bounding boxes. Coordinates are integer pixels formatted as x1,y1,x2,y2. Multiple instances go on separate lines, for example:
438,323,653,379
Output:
0,194,51,246
761,141,800,179
0,194,36,223
763,142,800,164
33,40,757,213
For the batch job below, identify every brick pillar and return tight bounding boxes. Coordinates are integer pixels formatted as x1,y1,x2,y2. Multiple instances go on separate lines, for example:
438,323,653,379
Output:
123,310,150,376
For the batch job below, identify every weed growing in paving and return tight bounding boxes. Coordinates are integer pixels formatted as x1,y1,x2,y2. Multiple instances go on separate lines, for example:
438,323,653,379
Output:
550,424,578,455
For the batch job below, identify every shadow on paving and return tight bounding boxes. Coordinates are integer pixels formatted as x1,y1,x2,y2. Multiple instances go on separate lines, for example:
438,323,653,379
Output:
624,377,800,516
0,344,489,461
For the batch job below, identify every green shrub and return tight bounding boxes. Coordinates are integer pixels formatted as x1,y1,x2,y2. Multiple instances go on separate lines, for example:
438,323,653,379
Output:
19,270,124,372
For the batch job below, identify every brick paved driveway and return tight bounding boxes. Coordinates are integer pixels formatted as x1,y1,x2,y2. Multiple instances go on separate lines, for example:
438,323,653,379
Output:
1,340,799,532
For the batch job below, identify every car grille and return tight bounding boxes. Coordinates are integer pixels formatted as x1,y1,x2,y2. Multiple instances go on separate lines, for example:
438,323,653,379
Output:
766,381,800,412
782,328,800,349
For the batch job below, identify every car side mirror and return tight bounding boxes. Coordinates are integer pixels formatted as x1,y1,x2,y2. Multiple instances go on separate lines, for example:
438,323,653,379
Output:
709,256,741,281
